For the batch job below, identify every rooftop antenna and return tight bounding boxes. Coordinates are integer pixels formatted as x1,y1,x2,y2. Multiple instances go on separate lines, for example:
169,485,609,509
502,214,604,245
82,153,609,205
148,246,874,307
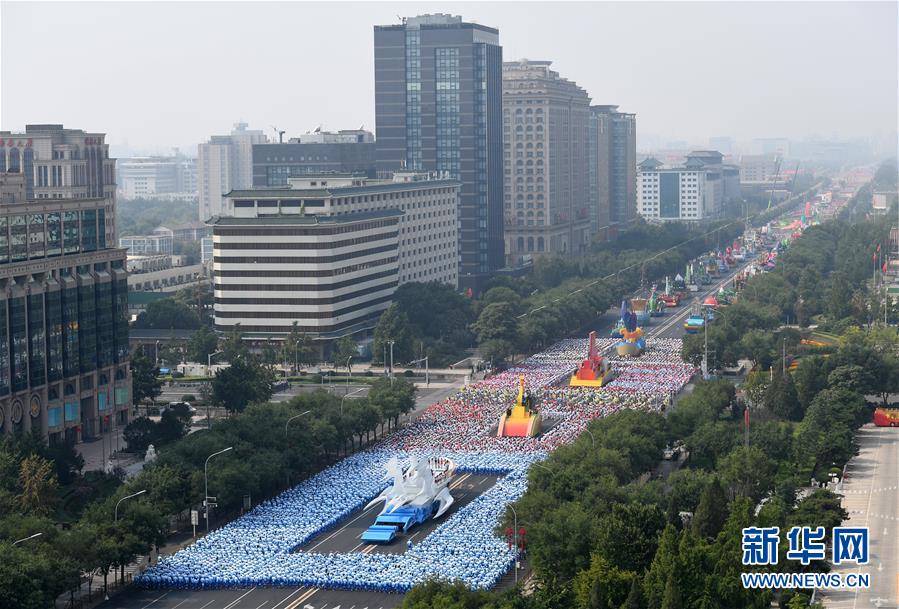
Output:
270,126,286,144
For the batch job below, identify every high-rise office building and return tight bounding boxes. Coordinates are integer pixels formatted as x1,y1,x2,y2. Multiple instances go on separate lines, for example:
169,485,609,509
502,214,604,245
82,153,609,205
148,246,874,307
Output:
118,154,197,199
374,14,503,290
588,106,636,236
198,122,267,221
0,172,130,444
503,60,591,264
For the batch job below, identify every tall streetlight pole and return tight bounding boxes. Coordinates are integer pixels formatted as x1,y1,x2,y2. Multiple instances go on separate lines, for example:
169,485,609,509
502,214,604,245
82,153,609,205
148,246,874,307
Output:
508,504,519,584
207,350,224,377
12,532,42,545
284,410,311,433
583,428,595,449
340,387,365,416
155,341,160,366
115,489,147,522
204,446,233,532
388,340,395,385
346,356,353,395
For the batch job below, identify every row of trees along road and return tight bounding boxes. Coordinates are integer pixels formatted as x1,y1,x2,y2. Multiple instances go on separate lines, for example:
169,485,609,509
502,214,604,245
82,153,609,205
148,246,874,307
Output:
399,166,897,609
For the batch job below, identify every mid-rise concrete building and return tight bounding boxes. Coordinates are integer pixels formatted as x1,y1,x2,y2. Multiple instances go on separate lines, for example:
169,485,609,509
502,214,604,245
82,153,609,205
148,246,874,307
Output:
252,129,376,187
637,151,738,222
0,173,130,444
374,14,504,291
588,105,637,239
739,154,780,183
213,173,460,343
503,60,591,264
198,122,267,221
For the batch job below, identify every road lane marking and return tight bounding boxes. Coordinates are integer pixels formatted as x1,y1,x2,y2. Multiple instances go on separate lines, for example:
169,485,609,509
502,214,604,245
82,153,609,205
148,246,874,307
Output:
170,600,189,609
140,593,168,609
285,587,319,609
270,588,305,609
223,587,257,609
255,602,269,609
198,601,216,609
308,505,380,551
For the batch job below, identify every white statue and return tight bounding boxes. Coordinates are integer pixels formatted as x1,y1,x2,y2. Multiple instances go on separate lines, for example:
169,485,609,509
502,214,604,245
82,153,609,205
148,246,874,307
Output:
145,444,157,464
366,456,456,520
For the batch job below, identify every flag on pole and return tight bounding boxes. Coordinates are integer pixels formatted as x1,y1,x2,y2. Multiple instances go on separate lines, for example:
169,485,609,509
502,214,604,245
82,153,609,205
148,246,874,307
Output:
873,253,877,262
883,262,888,273
877,243,881,252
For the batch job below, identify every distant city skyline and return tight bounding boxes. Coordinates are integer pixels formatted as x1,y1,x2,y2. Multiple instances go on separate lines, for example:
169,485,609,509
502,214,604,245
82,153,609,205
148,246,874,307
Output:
2,1,896,154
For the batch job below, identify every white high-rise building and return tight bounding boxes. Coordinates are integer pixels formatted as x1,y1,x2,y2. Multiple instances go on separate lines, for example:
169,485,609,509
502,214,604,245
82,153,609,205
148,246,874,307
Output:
198,122,266,221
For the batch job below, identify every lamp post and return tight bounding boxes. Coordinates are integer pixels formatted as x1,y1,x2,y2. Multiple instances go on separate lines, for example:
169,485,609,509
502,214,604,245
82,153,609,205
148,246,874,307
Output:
285,410,311,433
12,532,42,545
508,504,519,584
115,489,147,522
346,356,353,394
388,340,395,384
204,446,233,532
154,341,160,366
207,350,224,377
340,387,365,416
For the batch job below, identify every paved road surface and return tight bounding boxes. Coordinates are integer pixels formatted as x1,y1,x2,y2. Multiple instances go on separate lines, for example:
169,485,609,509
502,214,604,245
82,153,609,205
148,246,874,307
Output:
95,474,498,609
821,424,899,609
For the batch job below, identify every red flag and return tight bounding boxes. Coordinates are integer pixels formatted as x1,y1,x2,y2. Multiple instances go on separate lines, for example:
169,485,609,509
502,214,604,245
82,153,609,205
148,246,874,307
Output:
883,262,888,273
877,243,881,252
873,253,877,262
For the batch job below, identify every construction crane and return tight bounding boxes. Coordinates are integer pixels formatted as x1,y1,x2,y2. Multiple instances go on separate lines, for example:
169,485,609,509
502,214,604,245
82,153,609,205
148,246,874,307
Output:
270,126,285,143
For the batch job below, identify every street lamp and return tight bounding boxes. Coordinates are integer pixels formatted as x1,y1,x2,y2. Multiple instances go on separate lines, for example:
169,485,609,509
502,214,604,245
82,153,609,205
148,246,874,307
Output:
12,532,42,545
340,387,365,416
114,489,147,522
285,410,311,433
154,341,160,366
207,350,224,376
204,446,233,532
532,462,554,474
346,356,353,394
508,504,519,584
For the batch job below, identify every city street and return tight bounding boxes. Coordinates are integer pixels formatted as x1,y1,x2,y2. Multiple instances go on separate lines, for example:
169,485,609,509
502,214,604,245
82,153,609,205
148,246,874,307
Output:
821,425,899,609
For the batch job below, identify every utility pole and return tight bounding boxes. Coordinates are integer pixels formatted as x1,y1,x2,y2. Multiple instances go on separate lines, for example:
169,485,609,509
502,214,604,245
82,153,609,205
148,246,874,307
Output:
701,308,709,379
388,340,395,385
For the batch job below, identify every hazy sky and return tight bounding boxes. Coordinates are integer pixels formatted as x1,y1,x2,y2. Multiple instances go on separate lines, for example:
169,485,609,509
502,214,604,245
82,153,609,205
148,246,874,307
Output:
2,1,896,154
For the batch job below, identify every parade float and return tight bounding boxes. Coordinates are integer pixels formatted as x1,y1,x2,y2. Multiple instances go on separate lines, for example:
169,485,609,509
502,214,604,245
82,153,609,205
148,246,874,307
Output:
672,273,686,293
496,375,541,437
659,275,684,307
570,331,616,387
631,297,651,326
614,300,646,357
874,407,899,427
361,456,457,544
648,289,666,317
702,295,718,321
684,308,705,334
685,264,699,292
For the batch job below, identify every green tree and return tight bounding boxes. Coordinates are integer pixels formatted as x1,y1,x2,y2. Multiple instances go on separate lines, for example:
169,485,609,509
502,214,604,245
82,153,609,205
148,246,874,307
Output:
691,478,728,539
186,326,218,364
220,324,249,362
826,364,873,393
480,338,517,365
481,286,522,313
211,360,274,413
331,335,358,371
594,502,665,572
130,352,162,406
764,371,803,421
789,490,847,533
280,321,315,370
623,574,647,609
132,297,201,330
645,524,679,609
17,455,58,516
739,329,775,369
472,302,519,344
372,304,414,366
718,445,776,502
660,573,682,609
123,417,157,452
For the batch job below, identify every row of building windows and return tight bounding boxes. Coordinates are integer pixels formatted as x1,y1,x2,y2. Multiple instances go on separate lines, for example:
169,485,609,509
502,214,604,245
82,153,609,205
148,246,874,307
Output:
215,281,398,307
213,243,396,265
215,293,394,319
213,269,398,292
214,231,397,251
213,256,397,278
0,208,107,264
212,218,398,237
0,277,128,396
